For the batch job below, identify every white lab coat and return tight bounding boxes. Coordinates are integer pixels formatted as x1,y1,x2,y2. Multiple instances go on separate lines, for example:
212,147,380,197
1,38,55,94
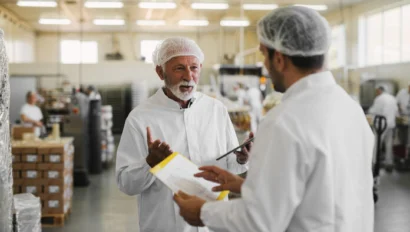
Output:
20,103,43,136
245,87,263,133
368,92,398,129
396,88,409,115
200,71,375,232
116,88,247,232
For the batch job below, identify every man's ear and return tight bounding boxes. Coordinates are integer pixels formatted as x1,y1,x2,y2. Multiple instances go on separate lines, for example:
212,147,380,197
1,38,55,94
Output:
156,66,165,80
274,51,286,73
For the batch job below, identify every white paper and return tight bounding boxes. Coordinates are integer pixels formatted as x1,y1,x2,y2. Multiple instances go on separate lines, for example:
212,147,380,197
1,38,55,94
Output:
27,155,37,162
151,154,227,202
26,171,37,178
49,155,61,163
48,171,59,179
49,186,60,193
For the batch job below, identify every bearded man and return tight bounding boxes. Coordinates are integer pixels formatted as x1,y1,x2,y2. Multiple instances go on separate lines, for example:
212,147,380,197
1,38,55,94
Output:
115,37,249,232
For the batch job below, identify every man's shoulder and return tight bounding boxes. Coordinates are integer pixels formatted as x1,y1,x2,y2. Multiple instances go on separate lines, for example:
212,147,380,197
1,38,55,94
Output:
196,92,226,109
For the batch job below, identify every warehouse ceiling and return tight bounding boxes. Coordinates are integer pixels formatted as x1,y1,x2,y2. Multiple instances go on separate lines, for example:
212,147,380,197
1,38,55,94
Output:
1,0,366,32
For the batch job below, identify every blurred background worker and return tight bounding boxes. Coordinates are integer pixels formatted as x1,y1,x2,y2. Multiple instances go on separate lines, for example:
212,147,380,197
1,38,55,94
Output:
20,91,44,137
244,84,263,133
86,85,102,100
368,85,398,172
396,82,410,116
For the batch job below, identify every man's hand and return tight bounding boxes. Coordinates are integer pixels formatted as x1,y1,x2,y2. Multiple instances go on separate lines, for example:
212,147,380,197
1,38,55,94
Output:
145,127,173,168
234,132,254,164
195,166,244,194
34,121,43,127
173,191,206,227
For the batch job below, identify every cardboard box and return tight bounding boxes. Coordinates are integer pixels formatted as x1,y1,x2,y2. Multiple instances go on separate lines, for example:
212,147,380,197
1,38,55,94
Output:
12,126,35,140
43,170,64,179
44,154,63,163
21,147,37,154
13,170,21,179
22,154,41,163
38,163,64,171
12,163,22,170
13,185,21,194
21,170,40,179
21,163,37,170
12,154,21,163
21,184,42,195
12,147,22,155
40,194,71,214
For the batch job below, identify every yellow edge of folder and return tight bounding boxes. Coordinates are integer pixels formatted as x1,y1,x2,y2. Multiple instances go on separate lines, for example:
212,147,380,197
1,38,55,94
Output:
150,152,229,201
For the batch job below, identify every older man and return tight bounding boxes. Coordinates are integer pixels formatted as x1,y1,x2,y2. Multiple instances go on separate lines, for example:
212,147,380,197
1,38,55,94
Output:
175,6,374,232
20,91,43,136
115,37,249,232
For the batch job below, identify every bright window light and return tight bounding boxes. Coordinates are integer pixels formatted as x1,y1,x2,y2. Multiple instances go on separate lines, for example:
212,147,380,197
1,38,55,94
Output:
17,0,57,7
220,19,249,27
191,3,229,10
84,1,124,8
138,2,176,9
136,20,166,26
60,40,98,64
93,19,125,25
140,40,161,63
242,4,277,10
179,20,209,26
294,4,328,11
39,18,71,25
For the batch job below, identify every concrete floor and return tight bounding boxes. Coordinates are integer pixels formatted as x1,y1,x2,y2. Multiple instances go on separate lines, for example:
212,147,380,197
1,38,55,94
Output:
43,168,410,232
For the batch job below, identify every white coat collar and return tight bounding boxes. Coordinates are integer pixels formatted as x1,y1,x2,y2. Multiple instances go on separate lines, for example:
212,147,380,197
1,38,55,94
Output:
153,87,199,110
282,71,335,102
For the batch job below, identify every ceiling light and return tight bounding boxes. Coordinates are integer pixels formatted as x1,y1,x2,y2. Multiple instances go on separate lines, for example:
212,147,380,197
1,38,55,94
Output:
220,19,249,27
93,19,125,25
85,1,124,8
39,18,71,25
136,20,166,26
138,2,176,9
179,20,209,26
191,3,228,10
17,0,57,7
294,4,328,11
242,3,277,10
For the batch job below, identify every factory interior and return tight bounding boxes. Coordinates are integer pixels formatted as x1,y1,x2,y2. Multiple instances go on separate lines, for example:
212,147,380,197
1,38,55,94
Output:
1,0,410,231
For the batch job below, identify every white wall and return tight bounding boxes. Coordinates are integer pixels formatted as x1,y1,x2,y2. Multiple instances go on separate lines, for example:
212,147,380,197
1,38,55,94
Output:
324,0,410,95
0,6,35,63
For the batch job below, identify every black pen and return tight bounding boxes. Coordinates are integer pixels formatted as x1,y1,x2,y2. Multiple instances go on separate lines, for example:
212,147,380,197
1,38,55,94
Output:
216,137,255,161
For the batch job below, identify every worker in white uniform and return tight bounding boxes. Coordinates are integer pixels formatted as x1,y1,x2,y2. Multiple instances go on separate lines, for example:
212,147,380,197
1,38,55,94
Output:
368,85,398,172
233,82,247,106
115,37,249,232
396,82,410,116
244,86,263,133
174,6,375,232
20,91,44,137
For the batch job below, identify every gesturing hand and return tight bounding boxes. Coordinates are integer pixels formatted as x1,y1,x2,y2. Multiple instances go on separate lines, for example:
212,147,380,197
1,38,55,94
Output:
194,166,244,194
145,127,173,168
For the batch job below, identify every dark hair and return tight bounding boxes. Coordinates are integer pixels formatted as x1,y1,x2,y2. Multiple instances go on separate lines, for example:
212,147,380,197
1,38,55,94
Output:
267,48,325,71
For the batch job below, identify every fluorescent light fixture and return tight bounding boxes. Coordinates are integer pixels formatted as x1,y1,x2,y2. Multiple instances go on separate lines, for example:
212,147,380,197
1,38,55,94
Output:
294,4,328,11
136,20,166,26
179,20,209,26
191,3,228,10
242,3,277,10
138,2,176,9
93,19,125,25
220,19,249,27
39,18,71,25
84,1,124,8
17,0,57,7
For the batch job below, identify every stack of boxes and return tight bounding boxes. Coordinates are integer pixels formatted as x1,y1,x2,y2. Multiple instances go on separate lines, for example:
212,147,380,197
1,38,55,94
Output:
12,138,74,216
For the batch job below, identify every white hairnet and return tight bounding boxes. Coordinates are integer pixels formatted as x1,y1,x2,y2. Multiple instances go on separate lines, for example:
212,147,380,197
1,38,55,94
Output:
152,37,204,66
257,6,331,57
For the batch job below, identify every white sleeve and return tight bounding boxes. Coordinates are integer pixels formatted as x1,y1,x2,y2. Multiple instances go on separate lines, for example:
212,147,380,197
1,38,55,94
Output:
115,117,156,195
368,97,382,115
20,105,27,115
201,121,310,232
223,108,248,174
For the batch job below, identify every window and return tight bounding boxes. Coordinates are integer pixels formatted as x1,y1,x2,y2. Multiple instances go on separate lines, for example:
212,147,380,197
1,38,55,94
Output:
60,40,98,64
328,24,346,69
140,40,161,63
359,4,410,67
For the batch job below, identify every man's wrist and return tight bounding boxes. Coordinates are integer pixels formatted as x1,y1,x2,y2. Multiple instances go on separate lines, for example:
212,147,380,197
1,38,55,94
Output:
236,157,247,165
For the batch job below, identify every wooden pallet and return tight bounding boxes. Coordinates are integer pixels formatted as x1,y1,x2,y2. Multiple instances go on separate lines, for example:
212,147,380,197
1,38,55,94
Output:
41,209,71,227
